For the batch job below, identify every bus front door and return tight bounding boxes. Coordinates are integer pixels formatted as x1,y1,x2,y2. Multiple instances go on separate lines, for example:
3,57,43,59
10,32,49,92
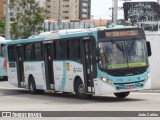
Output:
16,45,25,87
44,43,54,90
82,38,96,93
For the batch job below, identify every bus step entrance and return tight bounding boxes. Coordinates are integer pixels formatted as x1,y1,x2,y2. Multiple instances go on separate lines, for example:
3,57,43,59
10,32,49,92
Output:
47,90,55,93
50,84,55,89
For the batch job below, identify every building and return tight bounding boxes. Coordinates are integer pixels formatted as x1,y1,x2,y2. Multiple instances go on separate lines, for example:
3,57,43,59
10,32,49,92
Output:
0,0,4,19
36,0,45,8
43,19,95,31
46,0,91,20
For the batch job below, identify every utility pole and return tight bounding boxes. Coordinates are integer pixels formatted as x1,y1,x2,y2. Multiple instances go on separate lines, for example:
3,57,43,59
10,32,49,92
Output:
113,0,118,25
158,0,160,4
58,0,61,30
5,0,11,40
100,18,102,26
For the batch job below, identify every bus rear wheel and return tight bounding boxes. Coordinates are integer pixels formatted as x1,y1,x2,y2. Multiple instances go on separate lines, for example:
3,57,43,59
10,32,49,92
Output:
29,77,37,94
3,76,8,81
74,79,92,99
114,92,130,98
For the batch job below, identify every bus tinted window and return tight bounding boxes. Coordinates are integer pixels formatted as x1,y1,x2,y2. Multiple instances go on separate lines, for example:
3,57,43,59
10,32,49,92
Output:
34,43,42,60
25,44,33,61
53,42,56,59
66,41,70,59
8,46,16,61
70,40,81,59
56,41,67,59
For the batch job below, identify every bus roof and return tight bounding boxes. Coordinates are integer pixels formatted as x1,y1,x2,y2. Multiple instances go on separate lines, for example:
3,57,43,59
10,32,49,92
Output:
0,36,12,43
7,26,139,45
106,25,138,30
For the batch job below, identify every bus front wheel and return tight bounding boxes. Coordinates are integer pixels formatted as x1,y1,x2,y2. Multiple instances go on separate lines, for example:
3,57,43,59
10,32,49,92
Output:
74,79,92,99
114,92,130,98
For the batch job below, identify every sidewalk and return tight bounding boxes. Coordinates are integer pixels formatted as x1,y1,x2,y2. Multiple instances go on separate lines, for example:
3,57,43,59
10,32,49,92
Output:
136,89,160,93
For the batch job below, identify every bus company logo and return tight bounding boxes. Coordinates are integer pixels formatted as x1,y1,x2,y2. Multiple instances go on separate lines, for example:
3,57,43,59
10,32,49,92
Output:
24,65,30,71
116,79,123,82
31,66,36,71
127,78,132,82
73,67,76,73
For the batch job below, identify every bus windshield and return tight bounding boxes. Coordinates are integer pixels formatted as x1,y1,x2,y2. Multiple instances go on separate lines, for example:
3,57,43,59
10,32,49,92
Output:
98,40,148,69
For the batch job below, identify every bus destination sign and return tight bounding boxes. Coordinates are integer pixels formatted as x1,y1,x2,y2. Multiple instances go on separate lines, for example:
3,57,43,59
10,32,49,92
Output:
105,30,138,38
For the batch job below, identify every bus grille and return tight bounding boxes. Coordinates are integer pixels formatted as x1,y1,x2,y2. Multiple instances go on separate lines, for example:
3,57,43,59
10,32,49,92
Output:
107,67,148,77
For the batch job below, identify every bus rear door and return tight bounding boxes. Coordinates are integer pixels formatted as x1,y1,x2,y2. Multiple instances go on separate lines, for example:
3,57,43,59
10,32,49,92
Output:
16,45,25,87
43,42,54,90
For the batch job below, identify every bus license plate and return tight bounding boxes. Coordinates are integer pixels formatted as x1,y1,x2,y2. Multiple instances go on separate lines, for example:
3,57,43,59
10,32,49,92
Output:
126,85,135,89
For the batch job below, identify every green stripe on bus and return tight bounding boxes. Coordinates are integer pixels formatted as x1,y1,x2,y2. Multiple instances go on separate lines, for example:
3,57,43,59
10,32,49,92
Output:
128,62,146,67
108,64,128,69
108,62,146,69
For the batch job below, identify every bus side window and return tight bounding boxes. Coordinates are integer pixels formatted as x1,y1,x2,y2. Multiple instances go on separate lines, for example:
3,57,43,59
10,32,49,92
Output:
34,43,43,61
70,40,81,59
53,42,56,59
55,41,67,59
25,44,33,61
66,40,70,59
8,46,16,62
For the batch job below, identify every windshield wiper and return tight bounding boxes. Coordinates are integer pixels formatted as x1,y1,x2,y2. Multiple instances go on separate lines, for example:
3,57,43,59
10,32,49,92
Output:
114,42,126,57
127,37,136,59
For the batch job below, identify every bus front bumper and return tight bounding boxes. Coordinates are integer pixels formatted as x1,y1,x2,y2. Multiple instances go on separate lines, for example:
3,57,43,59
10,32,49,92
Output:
94,78,151,95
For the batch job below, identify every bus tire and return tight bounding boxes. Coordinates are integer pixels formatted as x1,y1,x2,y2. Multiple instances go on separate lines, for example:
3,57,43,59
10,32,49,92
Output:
74,79,92,99
114,92,130,98
29,77,37,94
3,76,8,81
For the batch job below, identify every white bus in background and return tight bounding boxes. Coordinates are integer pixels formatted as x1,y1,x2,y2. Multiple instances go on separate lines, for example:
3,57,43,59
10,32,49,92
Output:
0,36,11,80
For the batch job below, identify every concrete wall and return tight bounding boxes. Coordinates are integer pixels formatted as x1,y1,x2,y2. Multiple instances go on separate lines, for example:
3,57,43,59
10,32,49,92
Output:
146,33,160,89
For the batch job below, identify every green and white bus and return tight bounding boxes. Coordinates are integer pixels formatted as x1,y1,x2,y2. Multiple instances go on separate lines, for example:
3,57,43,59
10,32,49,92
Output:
6,26,151,98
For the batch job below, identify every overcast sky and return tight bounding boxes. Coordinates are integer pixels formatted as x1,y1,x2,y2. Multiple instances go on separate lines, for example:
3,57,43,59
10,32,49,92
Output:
91,0,157,19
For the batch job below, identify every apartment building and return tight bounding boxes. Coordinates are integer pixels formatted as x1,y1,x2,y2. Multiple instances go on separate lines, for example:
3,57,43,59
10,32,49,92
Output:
0,0,4,19
36,0,45,7
46,0,91,20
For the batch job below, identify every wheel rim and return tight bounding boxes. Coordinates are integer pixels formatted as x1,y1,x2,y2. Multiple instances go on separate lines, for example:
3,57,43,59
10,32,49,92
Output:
78,84,85,94
30,82,33,92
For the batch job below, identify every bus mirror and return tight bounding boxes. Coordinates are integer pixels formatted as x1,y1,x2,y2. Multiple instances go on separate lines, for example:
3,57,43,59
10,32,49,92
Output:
146,41,152,57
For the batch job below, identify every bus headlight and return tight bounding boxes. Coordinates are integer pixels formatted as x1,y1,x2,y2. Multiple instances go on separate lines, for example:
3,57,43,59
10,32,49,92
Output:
145,73,150,80
101,77,107,82
101,77,113,84
107,79,113,84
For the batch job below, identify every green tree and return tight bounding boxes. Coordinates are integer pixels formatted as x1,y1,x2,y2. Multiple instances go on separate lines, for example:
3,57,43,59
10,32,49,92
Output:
10,0,45,39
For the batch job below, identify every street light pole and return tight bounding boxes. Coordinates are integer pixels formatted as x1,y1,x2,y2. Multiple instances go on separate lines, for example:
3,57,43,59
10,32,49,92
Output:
113,0,118,25
5,0,11,40
158,0,160,4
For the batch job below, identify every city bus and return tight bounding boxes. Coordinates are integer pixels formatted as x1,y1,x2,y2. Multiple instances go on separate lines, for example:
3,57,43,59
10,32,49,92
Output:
0,36,11,80
6,26,151,98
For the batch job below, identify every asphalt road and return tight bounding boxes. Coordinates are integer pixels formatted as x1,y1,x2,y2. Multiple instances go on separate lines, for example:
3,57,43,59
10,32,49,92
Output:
0,81,160,120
